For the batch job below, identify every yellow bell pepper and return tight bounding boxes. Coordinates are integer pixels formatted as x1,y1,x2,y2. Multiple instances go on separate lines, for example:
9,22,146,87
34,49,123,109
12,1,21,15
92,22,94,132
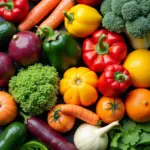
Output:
64,4,102,38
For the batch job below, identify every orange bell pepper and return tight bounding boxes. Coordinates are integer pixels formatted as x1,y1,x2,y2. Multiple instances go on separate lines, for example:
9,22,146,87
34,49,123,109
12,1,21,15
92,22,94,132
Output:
59,67,99,106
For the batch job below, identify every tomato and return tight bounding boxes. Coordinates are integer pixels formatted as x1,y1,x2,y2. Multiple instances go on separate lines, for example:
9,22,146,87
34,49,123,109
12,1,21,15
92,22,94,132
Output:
0,91,17,125
96,97,125,124
47,104,76,133
125,88,150,122
59,67,99,106
123,49,150,88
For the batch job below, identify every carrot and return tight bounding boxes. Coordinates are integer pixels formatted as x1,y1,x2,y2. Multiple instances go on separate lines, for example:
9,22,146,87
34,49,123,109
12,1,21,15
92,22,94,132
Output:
60,104,101,126
38,0,75,31
18,0,61,31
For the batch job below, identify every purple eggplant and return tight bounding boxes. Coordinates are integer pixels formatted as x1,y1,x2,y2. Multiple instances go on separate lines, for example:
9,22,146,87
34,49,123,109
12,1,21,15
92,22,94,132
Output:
21,113,77,150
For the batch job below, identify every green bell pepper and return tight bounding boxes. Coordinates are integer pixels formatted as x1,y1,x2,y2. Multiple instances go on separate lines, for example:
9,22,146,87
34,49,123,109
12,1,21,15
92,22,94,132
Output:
0,21,16,47
0,122,28,150
39,26,81,72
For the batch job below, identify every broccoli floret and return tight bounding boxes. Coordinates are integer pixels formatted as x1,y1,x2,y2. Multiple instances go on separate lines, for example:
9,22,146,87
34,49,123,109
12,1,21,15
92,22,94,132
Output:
137,0,150,16
147,13,150,22
9,63,60,116
111,0,129,16
125,16,150,38
102,12,125,33
122,1,141,21
100,0,112,16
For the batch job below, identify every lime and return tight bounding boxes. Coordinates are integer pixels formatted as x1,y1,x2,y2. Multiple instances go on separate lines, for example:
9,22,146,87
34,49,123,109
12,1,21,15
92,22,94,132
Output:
20,140,48,150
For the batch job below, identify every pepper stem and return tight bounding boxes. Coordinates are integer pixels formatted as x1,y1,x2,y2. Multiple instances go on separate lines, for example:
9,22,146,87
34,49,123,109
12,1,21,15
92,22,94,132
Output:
0,0,14,10
37,26,55,40
95,34,109,55
63,11,74,24
115,72,128,82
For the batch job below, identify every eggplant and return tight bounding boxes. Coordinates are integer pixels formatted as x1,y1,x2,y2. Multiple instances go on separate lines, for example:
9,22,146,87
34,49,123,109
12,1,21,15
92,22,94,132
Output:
21,113,77,150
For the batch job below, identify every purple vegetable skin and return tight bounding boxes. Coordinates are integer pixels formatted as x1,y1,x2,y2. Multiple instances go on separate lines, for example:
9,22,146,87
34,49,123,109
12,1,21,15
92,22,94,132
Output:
9,31,42,66
0,52,15,86
25,116,77,150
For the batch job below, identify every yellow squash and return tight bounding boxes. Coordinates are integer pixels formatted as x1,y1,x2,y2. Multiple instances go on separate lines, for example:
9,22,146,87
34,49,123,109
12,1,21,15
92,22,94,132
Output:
64,4,102,38
59,67,99,106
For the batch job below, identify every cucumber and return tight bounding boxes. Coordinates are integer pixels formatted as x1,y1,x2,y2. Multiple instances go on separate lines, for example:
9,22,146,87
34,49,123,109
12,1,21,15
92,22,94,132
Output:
0,122,28,150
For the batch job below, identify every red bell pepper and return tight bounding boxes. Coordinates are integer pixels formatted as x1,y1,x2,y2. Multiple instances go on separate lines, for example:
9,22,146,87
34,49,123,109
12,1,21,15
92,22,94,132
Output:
0,0,29,23
82,29,127,73
75,0,101,6
98,64,131,97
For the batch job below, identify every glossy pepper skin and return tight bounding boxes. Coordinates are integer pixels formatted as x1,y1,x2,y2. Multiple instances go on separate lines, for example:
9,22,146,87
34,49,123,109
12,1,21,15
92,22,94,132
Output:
82,29,127,73
0,21,16,47
75,0,101,6
0,122,28,150
40,26,81,72
0,0,29,23
98,64,131,97
64,4,102,38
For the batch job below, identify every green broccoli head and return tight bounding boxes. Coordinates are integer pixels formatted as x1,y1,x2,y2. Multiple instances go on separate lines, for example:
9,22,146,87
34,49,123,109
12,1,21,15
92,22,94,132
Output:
100,0,112,16
137,0,150,16
125,16,150,38
102,12,125,33
9,63,60,116
122,1,141,21
111,0,129,16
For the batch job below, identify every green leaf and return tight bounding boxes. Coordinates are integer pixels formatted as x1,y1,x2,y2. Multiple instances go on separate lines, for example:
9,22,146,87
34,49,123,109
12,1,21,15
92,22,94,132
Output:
144,146,150,150
136,132,150,145
129,147,136,150
122,118,137,131
122,127,141,145
111,133,121,147
138,121,150,132
118,142,129,150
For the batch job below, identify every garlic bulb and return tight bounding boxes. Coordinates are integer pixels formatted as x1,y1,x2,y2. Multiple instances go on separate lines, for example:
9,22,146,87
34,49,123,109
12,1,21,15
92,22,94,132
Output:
74,121,119,150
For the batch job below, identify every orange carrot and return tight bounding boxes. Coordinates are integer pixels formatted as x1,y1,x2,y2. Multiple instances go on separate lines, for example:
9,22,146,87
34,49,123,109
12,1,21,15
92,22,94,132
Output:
18,0,61,31
38,0,75,30
61,104,101,126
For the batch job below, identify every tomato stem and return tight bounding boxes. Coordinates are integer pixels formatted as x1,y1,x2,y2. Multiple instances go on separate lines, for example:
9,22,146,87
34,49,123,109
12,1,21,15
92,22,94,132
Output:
105,99,120,116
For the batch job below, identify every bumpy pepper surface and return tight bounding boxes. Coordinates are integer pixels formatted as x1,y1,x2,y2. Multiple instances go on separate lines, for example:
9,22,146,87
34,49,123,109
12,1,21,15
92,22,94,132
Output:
40,26,81,72
0,0,29,23
64,4,102,38
82,29,127,73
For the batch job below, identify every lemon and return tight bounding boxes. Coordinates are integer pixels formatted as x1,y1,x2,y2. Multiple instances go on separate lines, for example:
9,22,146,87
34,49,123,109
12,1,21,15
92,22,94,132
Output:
123,49,150,88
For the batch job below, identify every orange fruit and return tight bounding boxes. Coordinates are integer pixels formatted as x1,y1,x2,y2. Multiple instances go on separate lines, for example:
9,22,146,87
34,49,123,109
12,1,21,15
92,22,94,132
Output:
123,49,150,88
125,88,150,122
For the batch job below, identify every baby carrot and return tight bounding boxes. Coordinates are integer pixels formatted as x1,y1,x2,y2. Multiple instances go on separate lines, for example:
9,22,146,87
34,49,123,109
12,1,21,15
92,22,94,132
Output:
61,104,101,126
18,0,61,31
38,0,75,30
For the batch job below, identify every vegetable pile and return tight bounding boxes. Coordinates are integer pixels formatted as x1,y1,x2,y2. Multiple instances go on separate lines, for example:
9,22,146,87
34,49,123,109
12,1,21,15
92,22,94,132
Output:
0,0,150,150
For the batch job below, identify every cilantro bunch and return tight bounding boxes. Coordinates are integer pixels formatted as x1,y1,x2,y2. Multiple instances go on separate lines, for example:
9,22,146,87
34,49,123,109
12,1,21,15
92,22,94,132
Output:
108,118,150,150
